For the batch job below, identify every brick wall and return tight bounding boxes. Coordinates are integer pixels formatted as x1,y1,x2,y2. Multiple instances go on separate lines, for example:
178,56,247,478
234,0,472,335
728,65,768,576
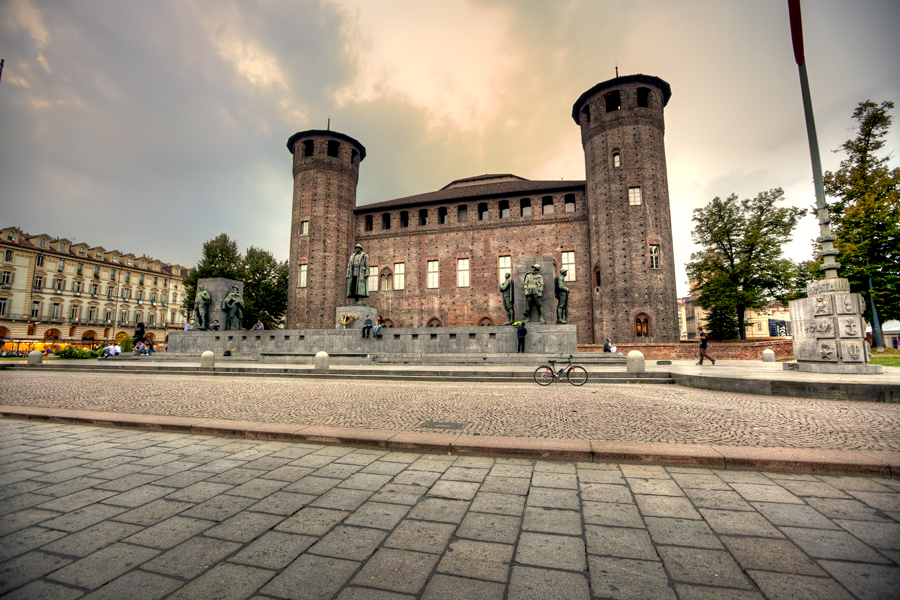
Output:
580,339,794,360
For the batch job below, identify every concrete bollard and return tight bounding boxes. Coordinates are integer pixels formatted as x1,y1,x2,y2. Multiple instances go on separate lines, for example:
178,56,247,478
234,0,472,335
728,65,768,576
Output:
200,351,215,369
626,350,645,373
315,351,329,371
27,350,43,366
762,349,776,362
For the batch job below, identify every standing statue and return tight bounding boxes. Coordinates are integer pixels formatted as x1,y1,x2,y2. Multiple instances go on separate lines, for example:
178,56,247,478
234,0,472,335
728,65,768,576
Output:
221,285,245,330
555,269,570,324
499,273,515,325
346,244,370,303
523,264,545,324
193,285,211,330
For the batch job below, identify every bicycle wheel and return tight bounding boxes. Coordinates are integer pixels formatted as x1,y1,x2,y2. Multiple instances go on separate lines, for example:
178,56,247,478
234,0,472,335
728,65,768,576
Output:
567,365,588,386
534,366,555,386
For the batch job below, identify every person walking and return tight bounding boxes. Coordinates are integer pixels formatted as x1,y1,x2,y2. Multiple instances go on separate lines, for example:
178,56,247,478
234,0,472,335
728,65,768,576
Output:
697,327,716,365
515,322,528,353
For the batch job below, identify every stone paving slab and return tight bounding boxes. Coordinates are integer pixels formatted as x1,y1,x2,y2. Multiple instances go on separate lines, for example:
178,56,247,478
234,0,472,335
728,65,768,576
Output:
2,419,892,598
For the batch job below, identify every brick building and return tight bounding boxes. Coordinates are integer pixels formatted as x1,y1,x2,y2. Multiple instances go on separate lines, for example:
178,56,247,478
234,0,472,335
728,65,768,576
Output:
286,74,680,345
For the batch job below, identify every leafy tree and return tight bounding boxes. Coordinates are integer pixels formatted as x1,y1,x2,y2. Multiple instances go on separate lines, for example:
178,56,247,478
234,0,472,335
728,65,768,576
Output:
823,100,900,341
686,189,806,339
780,259,822,304
704,304,739,341
242,247,288,329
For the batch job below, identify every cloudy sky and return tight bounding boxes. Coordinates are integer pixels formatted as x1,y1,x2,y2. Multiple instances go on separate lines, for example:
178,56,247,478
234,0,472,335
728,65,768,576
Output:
1,0,898,296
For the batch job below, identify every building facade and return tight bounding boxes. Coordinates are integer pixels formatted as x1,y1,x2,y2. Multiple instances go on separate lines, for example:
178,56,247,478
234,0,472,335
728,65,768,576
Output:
287,74,680,345
0,227,189,347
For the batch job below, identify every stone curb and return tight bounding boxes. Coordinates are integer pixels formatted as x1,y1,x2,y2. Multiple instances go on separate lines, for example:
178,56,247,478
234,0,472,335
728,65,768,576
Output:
1,405,896,477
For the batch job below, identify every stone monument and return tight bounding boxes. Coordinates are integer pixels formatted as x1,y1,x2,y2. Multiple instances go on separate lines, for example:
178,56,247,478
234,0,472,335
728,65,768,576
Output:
513,257,555,325
198,278,244,331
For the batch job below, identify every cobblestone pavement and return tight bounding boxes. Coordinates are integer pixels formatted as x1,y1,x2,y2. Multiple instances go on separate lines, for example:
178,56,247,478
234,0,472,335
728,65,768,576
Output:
1,420,899,599
2,372,900,451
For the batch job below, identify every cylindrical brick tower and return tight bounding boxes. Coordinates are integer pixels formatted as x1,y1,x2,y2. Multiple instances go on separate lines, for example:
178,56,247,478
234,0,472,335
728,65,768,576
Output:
572,74,679,344
286,129,366,329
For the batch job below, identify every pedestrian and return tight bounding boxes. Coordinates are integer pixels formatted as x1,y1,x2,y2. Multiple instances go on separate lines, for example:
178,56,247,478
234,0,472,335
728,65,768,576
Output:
373,316,384,337
362,316,373,338
697,327,715,365
515,321,527,353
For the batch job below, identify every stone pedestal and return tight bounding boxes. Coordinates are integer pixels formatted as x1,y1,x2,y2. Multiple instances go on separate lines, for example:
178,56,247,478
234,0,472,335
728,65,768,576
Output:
785,278,882,374
336,304,377,330
198,278,244,330
513,257,556,325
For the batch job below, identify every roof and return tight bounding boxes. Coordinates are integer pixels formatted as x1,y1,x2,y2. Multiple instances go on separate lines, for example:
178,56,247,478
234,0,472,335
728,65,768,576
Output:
571,74,672,125
355,178,586,213
285,129,367,161
440,174,526,190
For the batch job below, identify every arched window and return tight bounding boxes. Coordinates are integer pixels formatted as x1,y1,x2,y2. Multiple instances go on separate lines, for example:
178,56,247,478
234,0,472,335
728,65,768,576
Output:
380,270,393,291
364,215,373,232
400,211,409,228
564,194,576,213
637,87,651,108
613,152,621,168
419,209,429,226
438,207,448,224
478,316,494,326
520,198,532,217
382,318,396,328
542,197,554,215
635,314,651,337
44,328,61,340
327,140,340,157
426,317,442,328
478,203,489,221
382,213,391,230
595,270,602,287
604,91,621,112
302,140,314,157
499,200,510,219
457,205,468,223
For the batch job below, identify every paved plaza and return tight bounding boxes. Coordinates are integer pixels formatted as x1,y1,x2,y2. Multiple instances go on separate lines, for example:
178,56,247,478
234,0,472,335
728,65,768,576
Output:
1,371,899,451
1,419,899,599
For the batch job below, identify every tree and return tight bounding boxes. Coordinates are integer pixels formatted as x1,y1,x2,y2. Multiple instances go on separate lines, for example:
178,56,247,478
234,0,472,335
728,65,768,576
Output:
780,259,822,304
686,189,807,340
704,304,739,341
242,247,288,329
823,100,900,342
181,234,243,320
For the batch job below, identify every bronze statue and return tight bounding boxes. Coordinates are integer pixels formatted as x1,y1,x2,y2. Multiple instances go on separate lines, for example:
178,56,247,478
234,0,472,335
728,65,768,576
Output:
346,244,370,303
500,272,514,325
221,285,245,330
193,285,211,330
523,264,545,324
555,269,569,324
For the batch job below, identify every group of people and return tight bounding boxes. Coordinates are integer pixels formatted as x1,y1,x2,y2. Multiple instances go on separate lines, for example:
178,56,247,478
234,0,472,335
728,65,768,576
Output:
361,315,385,338
99,343,121,358
133,341,153,355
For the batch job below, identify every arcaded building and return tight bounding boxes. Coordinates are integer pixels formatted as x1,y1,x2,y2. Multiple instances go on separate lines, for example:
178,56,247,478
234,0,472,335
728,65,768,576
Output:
286,74,679,345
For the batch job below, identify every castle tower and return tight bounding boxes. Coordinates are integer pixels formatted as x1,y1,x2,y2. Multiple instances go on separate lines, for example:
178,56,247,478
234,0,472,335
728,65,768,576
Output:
286,129,366,329
572,74,680,344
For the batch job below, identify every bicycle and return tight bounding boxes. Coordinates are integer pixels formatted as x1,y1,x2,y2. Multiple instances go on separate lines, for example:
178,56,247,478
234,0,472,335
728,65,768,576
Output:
534,355,588,386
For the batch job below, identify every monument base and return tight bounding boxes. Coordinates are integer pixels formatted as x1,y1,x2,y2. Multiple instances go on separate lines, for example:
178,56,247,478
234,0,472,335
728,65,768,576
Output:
335,304,377,330
784,362,883,374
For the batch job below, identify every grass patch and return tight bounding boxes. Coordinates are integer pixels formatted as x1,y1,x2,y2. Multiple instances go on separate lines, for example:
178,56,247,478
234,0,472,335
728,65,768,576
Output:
870,347,900,367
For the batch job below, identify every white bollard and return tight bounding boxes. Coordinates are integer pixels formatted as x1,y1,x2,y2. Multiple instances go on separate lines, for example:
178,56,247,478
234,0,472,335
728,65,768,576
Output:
200,351,215,369
315,351,329,371
27,350,43,366
762,349,776,362
626,350,645,373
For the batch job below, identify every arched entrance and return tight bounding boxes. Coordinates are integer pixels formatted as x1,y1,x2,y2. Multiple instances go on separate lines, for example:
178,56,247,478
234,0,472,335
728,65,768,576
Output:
81,330,97,340
44,329,61,340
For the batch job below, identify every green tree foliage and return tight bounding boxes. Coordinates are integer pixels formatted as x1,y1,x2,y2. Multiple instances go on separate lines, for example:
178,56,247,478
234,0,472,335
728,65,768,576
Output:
686,189,806,340
781,259,822,304
823,100,900,332
704,304,739,341
181,234,288,329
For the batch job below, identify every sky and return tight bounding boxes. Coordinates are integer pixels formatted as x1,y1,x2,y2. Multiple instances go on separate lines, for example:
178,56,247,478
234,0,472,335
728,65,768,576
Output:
1,0,898,297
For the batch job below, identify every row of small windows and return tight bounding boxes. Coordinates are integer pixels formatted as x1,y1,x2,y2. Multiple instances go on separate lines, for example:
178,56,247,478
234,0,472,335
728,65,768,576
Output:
300,139,360,164
580,87,653,122
20,300,177,325
360,195,577,232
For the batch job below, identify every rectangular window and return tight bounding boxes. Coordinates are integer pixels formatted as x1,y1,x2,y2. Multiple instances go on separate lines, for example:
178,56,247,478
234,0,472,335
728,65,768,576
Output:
31,301,40,317
629,187,642,206
93,265,99,277
520,198,532,217
427,260,439,289
105,308,112,322
457,258,470,287
137,290,143,301
0,298,7,317
499,201,510,219
89,307,96,321
499,256,511,282
123,288,129,300
1,270,10,285
382,214,391,230
153,277,158,285
650,245,660,269
75,281,82,293
139,274,144,285
110,269,116,280
33,275,43,289
4,250,12,262
124,272,130,283
419,209,428,226
149,313,156,326
60,242,66,252
300,221,309,235
123,310,130,323
400,211,409,228
298,264,307,288
457,206,467,223
562,251,576,281
37,256,45,267
438,207,448,224
57,260,64,272
394,263,405,290
542,197,554,215
368,269,379,293
91,283,98,295
364,215,373,231
51,303,60,318
55,278,64,291
76,263,83,275
478,203,488,221
151,292,157,302
564,194,576,213
756,322,763,332
39,238,46,248
70,305,79,320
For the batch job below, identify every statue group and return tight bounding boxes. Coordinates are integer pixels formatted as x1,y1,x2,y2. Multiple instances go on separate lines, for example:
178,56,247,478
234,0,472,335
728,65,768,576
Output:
192,284,245,330
501,263,569,325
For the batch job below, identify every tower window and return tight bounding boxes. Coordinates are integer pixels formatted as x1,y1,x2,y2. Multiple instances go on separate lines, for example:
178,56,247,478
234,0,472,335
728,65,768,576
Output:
564,194,576,213
628,187,642,206
650,245,660,269
419,209,429,226
595,270,602,287
613,152,621,168
299,265,307,288
478,203,489,221
382,213,391,230
365,215,373,231
604,91,621,112
542,197,554,215
300,221,309,236
302,140,314,157
327,140,340,157
400,211,409,228
457,205,468,223
427,260,439,289
438,207,448,225
637,87,651,108
520,198,532,217
636,314,650,337
499,201,510,219
562,251,575,281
